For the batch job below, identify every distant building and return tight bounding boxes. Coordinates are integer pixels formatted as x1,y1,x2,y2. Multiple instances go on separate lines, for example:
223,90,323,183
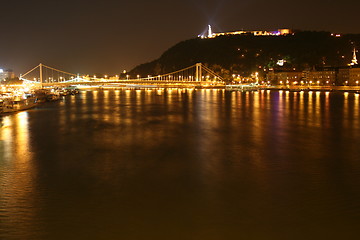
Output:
337,67,350,85
0,69,15,81
336,66,360,86
267,70,303,85
347,67,360,85
306,68,337,86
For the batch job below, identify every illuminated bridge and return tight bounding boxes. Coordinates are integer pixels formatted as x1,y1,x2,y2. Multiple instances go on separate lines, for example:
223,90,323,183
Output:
20,63,226,87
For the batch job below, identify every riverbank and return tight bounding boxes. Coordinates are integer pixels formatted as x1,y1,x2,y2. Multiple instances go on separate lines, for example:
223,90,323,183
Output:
76,84,360,93
261,85,360,92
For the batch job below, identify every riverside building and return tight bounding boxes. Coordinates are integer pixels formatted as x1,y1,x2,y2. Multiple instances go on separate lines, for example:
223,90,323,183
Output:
267,67,360,86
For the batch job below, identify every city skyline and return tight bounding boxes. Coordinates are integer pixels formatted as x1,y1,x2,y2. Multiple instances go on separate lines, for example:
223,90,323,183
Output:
1,0,360,75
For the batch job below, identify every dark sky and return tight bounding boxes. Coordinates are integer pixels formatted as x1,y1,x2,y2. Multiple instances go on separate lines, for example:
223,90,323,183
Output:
1,0,360,75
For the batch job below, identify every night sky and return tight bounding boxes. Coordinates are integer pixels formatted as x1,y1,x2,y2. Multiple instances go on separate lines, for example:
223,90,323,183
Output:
1,0,360,75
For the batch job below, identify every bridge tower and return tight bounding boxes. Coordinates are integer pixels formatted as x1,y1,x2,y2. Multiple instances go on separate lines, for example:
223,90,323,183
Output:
39,63,43,83
195,63,202,81
20,63,78,84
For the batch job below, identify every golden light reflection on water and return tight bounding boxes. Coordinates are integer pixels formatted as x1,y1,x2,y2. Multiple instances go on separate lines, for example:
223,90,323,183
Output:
353,94,360,135
1,116,13,160
0,112,38,237
308,91,314,116
14,112,32,162
230,91,237,118
102,90,110,121
92,90,99,120
285,91,290,112
80,91,89,114
277,90,285,129
343,92,349,129
315,91,321,117
312,91,321,127
323,92,330,128
355,94,359,122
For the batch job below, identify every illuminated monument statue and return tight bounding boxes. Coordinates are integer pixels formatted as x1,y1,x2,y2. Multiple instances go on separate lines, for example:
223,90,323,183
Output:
208,25,213,38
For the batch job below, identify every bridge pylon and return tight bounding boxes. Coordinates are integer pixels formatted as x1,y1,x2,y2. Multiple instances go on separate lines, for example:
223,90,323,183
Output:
195,63,202,82
39,63,43,84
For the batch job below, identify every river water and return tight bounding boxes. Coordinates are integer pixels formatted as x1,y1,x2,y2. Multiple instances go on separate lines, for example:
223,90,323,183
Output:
1,89,360,239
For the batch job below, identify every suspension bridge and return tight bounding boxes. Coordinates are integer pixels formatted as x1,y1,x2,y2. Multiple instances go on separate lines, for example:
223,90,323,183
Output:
20,63,226,87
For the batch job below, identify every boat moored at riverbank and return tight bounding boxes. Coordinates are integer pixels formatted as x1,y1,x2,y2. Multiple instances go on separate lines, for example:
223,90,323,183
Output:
0,94,38,114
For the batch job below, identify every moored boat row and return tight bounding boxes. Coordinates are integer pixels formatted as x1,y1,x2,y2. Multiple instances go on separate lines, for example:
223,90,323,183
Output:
0,86,80,114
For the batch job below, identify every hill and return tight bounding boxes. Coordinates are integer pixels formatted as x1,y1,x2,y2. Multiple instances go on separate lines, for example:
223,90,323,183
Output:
130,31,360,79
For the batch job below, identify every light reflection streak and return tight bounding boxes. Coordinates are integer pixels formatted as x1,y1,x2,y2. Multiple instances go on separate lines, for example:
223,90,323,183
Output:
299,91,304,119
315,91,321,126
278,90,283,111
14,112,32,163
252,91,262,161
80,91,89,114
104,90,109,106
343,92,349,129
276,90,286,136
245,91,250,109
114,90,120,100
285,90,290,113
103,91,110,121
82,90,88,103
308,91,314,125
354,94,360,129
323,92,330,128
92,90,99,120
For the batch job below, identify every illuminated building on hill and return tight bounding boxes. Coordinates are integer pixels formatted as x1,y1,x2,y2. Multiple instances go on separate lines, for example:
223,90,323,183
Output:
199,26,292,39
